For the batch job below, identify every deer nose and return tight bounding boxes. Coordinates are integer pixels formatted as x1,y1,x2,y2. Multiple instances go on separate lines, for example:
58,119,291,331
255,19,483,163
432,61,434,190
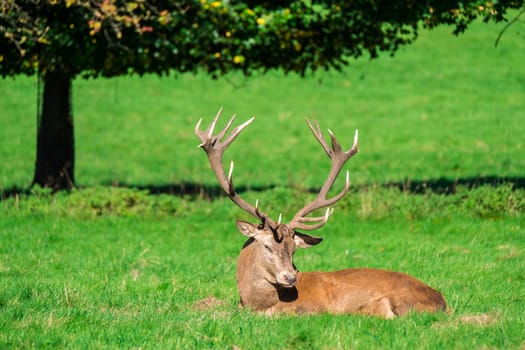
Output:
285,274,297,286
277,271,297,287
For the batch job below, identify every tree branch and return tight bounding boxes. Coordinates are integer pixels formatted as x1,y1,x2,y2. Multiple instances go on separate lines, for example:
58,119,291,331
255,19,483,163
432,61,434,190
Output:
494,7,525,48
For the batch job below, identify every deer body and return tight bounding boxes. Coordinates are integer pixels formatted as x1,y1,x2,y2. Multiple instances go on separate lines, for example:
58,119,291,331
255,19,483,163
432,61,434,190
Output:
195,109,448,318
239,269,447,317
235,221,447,317
238,261,447,317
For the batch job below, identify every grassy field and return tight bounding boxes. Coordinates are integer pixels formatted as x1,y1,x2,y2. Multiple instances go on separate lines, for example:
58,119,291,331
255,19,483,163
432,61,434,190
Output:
1,186,524,349
1,19,525,349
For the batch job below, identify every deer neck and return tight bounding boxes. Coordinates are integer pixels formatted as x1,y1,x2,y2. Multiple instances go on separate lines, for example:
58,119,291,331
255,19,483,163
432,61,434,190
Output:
236,238,281,311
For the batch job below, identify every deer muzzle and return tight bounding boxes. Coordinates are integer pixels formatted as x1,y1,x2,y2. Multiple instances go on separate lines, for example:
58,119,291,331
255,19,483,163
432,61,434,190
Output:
276,271,297,288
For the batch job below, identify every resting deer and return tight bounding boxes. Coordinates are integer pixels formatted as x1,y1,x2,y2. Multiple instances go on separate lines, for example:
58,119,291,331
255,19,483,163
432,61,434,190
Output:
195,108,448,318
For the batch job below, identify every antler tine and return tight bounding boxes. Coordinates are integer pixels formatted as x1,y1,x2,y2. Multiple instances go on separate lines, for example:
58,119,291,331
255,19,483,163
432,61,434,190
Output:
227,161,235,192
291,208,334,231
350,129,359,156
327,129,342,154
195,108,277,229
195,107,238,148
208,107,223,139
223,116,255,148
216,114,236,143
288,121,358,231
306,118,331,157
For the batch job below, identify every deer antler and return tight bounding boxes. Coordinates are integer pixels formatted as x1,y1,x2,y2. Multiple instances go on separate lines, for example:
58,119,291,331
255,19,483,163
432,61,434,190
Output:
195,108,277,229
288,119,359,231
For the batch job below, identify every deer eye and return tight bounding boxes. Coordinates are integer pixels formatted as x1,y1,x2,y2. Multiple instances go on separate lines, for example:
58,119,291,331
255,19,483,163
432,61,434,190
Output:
263,243,273,252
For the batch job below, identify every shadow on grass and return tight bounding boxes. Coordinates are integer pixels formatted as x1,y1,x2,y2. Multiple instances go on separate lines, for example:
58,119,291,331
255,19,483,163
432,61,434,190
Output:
1,176,524,201
383,176,525,194
1,185,30,200
120,182,279,199
122,175,525,198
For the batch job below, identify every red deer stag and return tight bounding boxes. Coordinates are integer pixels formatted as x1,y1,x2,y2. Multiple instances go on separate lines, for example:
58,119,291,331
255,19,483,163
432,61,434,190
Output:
195,108,448,318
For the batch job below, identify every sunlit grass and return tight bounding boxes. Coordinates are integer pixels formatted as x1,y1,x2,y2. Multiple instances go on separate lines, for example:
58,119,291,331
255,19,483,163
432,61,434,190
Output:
1,185,524,349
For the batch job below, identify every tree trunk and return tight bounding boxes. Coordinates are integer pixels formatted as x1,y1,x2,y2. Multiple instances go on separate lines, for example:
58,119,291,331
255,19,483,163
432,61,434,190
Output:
32,71,75,191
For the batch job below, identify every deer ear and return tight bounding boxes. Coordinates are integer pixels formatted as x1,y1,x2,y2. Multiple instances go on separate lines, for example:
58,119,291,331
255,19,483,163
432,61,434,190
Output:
294,231,323,248
236,220,258,238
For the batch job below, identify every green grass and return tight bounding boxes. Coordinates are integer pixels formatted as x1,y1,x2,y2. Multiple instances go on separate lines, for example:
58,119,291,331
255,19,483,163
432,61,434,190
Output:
1,186,524,349
1,19,525,349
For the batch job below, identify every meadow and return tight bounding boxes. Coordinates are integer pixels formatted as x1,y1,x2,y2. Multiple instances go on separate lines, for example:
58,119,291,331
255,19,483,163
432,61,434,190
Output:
1,19,525,349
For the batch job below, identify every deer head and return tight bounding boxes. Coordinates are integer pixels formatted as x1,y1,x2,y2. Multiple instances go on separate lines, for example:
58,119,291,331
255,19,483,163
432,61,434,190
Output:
195,108,358,290
235,220,323,288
